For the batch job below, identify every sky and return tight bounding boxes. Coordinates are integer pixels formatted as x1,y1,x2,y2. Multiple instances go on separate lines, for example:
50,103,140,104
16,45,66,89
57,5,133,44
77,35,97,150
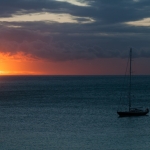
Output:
0,0,150,75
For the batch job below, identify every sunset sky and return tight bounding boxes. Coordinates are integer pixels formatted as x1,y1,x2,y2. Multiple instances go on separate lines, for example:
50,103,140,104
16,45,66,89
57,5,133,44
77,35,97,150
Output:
0,0,150,75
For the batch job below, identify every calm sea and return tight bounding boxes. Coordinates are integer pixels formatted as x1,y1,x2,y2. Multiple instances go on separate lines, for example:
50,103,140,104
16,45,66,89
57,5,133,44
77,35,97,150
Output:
0,75,150,150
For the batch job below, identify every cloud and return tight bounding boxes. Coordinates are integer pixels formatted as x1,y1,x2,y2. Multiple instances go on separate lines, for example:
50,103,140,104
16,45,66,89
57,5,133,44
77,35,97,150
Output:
0,0,150,61
0,12,95,24
125,17,150,27
55,0,91,7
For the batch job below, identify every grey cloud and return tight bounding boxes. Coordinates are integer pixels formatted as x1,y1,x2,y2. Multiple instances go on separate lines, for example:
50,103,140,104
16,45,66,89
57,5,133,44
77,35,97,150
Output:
0,0,82,17
0,28,150,61
0,0,150,22
0,0,150,61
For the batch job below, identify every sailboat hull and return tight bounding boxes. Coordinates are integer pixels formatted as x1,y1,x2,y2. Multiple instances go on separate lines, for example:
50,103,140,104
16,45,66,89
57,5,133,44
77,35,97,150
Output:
117,49,149,117
117,109,149,117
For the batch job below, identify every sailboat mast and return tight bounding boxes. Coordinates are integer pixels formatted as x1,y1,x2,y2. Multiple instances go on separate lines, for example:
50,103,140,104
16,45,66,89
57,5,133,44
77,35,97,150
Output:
129,48,132,111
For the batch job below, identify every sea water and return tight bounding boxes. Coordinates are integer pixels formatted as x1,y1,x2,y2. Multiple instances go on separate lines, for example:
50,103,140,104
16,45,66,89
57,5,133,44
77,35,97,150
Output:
0,75,150,150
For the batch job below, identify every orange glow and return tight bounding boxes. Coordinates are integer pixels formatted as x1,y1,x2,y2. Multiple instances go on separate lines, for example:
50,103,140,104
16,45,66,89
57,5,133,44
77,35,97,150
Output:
0,52,38,75
0,52,126,75
0,52,150,75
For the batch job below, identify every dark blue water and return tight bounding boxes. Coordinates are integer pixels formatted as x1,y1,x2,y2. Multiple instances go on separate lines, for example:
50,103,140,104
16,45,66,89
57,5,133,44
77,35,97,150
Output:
0,75,150,150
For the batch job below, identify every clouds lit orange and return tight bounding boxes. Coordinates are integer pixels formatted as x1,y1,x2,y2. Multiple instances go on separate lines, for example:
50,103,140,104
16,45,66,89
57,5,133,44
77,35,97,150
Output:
0,0,150,75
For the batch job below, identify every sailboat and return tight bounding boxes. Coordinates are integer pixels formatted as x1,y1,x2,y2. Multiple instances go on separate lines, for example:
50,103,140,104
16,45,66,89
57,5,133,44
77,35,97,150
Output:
117,48,149,117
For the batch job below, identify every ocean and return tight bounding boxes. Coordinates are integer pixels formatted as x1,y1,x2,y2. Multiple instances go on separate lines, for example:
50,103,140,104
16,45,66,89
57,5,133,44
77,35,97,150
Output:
0,75,150,150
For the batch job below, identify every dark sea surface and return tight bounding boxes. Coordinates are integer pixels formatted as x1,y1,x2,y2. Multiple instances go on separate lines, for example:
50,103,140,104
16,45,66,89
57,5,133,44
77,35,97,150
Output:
0,75,150,150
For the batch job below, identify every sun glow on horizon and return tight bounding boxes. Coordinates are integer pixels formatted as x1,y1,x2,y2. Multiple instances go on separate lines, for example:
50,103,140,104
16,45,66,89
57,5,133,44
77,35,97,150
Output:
0,51,129,75
0,52,41,75
0,70,9,75
0,51,150,75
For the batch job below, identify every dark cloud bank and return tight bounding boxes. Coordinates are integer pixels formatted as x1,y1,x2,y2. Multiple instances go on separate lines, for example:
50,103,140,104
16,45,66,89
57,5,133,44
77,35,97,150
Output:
0,0,150,61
